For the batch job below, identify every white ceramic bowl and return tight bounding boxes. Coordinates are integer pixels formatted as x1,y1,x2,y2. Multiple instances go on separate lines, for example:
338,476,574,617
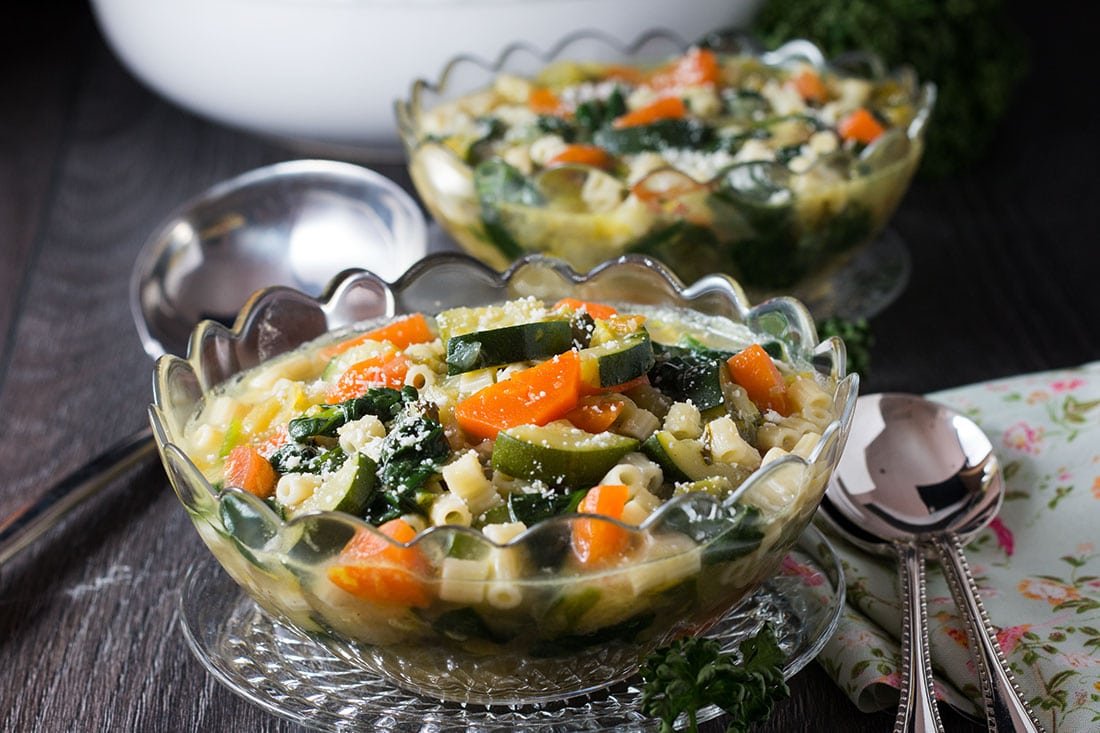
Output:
90,0,762,160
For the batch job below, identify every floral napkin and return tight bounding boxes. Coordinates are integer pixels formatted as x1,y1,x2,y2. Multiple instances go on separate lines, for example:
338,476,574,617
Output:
814,360,1100,731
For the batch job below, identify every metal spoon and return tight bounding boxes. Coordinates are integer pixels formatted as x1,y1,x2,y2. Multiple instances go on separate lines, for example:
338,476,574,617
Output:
0,159,428,566
822,393,1044,733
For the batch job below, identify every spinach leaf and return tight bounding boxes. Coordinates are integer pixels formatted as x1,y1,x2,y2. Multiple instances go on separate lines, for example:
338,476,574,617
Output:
593,118,714,155
287,386,413,439
473,158,544,259
647,343,727,411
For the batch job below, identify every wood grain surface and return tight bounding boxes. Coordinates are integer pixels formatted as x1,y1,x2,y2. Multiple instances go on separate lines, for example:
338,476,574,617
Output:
1,2,1094,731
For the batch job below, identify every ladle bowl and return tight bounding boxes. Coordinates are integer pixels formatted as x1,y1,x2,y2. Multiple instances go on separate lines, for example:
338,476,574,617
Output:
0,159,429,565
822,393,1043,732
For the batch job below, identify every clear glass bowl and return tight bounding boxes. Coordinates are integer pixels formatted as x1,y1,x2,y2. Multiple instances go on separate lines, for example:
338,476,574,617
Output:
150,253,857,705
396,30,935,300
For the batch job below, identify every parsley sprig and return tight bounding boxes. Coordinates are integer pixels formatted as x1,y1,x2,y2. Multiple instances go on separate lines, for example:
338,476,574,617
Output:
819,316,873,380
640,626,789,733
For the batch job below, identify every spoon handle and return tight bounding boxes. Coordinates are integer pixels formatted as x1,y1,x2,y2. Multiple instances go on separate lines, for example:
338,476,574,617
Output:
0,427,156,566
934,532,1046,733
894,541,945,733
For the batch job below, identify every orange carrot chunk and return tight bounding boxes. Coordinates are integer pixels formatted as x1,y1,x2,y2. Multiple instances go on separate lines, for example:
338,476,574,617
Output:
256,426,290,459
726,344,790,416
603,64,647,85
327,351,409,403
327,518,431,607
546,144,615,170
572,484,631,566
325,313,434,357
648,47,720,91
223,445,277,499
791,68,827,104
629,174,708,204
529,86,568,116
837,107,885,144
612,96,687,129
454,350,582,442
553,297,619,320
565,395,625,434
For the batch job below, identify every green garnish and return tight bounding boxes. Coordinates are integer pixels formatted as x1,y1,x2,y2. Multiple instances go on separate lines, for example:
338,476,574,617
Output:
640,626,789,733
819,316,873,379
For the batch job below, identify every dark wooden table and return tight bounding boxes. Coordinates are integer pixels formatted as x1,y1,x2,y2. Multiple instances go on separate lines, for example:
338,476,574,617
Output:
2,3,1095,731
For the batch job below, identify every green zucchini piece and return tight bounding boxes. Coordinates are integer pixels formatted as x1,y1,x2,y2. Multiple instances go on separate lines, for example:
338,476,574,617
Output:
219,491,280,567
579,331,655,388
293,452,377,517
446,320,574,375
641,430,693,484
643,430,755,488
436,300,555,342
491,422,639,489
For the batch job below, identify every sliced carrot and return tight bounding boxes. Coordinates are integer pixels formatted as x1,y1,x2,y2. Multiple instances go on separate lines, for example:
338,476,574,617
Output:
629,171,708,207
648,47,720,91
327,518,431,607
572,484,631,566
837,107,885,145
529,86,569,116
612,96,687,129
546,144,615,170
327,351,409,403
553,297,619,320
603,64,647,85
791,68,827,104
454,350,582,442
325,313,434,358
565,395,625,434
726,344,790,415
223,445,277,499
256,425,290,459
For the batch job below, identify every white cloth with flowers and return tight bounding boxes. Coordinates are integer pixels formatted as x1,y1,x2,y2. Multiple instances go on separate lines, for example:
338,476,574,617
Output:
814,360,1100,731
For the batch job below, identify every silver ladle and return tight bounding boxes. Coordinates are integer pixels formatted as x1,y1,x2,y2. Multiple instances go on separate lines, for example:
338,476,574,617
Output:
0,159,428,566
821,393,1044,732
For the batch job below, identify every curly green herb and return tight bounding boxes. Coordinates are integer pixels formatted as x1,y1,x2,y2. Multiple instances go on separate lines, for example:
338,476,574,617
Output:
819,316,873,379
640,626,789,733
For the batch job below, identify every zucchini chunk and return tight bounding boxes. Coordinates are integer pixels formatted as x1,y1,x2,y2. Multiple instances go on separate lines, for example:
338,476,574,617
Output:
579,331,654,388
293,452,377,517
446,320,574,375
492,421,639,489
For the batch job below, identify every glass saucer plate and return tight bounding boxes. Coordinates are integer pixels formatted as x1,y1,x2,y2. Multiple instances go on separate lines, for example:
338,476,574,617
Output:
178,524,844,732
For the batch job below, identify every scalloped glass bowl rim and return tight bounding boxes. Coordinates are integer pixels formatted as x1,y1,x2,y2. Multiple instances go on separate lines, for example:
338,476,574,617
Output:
150,253,857,568
396,27,937,188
